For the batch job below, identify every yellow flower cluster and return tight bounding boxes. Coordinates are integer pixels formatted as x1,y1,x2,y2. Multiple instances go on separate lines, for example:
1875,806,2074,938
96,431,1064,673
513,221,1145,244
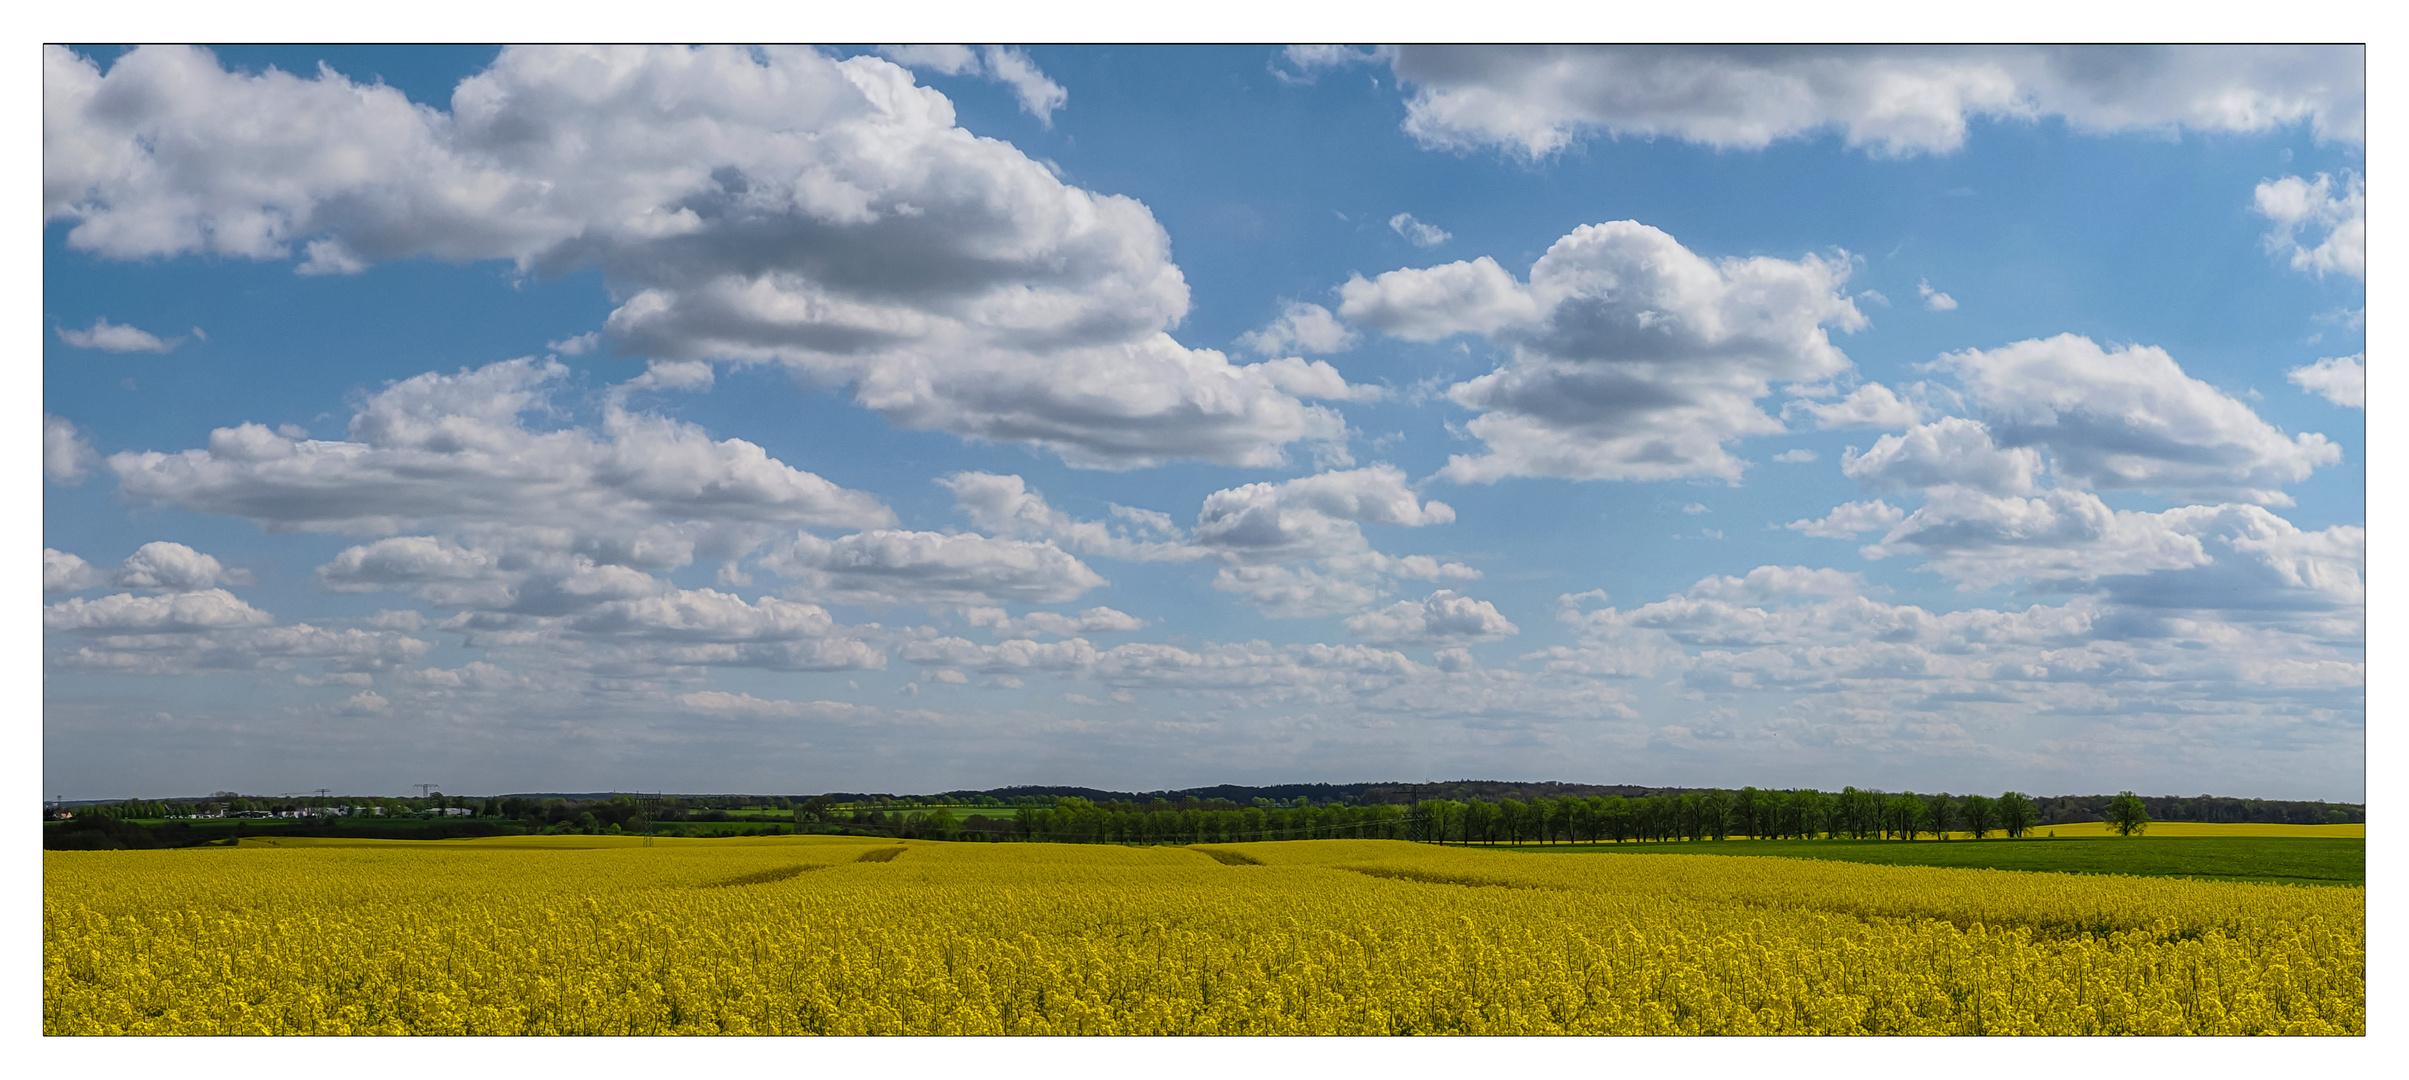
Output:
45,835,2361,1035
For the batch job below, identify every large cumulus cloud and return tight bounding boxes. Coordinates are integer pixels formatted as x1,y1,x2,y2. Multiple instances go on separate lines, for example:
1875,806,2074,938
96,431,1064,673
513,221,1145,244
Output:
90,356,922,680
110,357,894,552
1341,221,1865,483
1785,335,2351,617
45,45,1364,470
1935,335,2338,506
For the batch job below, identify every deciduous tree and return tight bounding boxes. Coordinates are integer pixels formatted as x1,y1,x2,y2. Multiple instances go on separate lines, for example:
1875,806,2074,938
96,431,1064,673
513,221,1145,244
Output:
1997,792,2038,838
1925,794,1959,840
1887,793,1926,840
2106,791,2151,836
1961,794,1996,839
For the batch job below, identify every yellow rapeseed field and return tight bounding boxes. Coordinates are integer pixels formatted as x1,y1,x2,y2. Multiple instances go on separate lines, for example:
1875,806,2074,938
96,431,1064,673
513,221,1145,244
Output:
45,836,2361,1035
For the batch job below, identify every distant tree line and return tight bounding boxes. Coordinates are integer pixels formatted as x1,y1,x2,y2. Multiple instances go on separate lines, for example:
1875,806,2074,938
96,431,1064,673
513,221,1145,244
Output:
790,788,2056,845
918,788,2056,846
786,786,2345,846
46,782,2361,850
55,791,485,820
832,782,2365,827
2027,792,2357,826
43,792,805,849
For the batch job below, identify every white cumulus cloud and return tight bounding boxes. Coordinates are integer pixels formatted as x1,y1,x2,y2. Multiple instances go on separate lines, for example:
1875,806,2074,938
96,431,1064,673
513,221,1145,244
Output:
2255,171,2364,280
879,45,1068,125
316,537,504,595
1194,465,1457,564
1380,45,2362,160
57,316,180,352
45,589,275,633
1866,490,2362,616
618,359,715,394
1192,466,1475,618
1346,221,1866,483
114,541,247,591
1786,500,1906,539
1243,356,1388,403
942,472,1203,563
1337,255,1539,342
45,45,1347,471
964,606,1146,639
1843,417,2044,496
762,530,1107,609
1280,45,1388,77
2288,353,2363,409
1239,301,1359,356
545,331,601,356
946,465,1470,619
45,549,105,594
1788,382,1922,430
47,542,249,594
110,358,894,548
1938,334,2339,505
1388,212,1451,247
45,414,98,485
1345,589,1519,645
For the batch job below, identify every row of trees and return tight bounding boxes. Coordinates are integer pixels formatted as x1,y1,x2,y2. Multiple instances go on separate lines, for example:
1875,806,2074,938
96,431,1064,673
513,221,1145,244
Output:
45,785,2175,844
1409,787,2057,845
494,794,819,834
844,787,2092,846
561,788,2155,843
456,787,2148,844
1008,798,1409,845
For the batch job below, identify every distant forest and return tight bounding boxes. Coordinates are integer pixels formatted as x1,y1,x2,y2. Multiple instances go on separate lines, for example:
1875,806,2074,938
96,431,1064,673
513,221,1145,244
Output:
864,786,2357,847
913,782,2362,828
47,780,2360,850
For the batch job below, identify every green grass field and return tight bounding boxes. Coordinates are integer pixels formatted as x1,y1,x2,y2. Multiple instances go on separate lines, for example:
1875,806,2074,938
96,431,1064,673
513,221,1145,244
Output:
1497,835,2364,887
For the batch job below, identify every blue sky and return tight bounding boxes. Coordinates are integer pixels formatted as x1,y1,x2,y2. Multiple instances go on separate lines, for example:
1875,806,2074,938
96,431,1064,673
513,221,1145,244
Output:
41,45,2365,800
